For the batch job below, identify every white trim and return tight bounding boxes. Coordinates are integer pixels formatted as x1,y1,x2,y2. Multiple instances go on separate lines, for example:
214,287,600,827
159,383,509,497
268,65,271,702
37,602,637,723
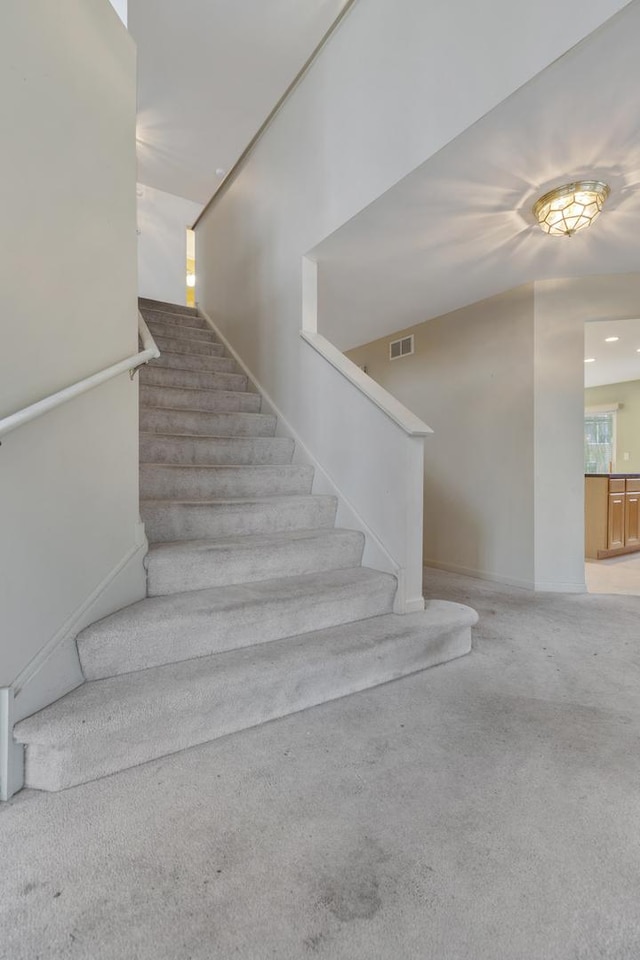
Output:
0,312,159,441
0,689,24,802
425,560,587,594
585,403,622,413
12,525,146,699
534,579,587,593
425,559,535,591
300,331,432,437
1,527,148,800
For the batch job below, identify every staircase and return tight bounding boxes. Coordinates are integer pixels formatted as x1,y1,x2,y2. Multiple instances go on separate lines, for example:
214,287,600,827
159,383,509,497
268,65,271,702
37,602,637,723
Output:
14,299,477,792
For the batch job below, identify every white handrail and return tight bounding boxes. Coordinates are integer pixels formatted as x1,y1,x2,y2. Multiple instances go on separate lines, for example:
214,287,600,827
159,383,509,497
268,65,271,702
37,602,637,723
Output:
0,312,160,442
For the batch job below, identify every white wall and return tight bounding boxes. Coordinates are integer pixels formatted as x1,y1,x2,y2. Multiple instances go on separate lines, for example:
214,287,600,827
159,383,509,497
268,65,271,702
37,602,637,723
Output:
108,0,127,26
347,288,537,589
195,0,626,599
0,1,140,724
137,183,202,305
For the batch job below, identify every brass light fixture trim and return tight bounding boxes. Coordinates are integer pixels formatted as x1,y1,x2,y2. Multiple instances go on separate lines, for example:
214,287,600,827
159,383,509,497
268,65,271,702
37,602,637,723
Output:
532,180,610,237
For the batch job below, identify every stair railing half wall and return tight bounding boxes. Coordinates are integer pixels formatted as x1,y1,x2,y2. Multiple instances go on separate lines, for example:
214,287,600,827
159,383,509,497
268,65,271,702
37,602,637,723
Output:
300,258,432,614
0,313,159,444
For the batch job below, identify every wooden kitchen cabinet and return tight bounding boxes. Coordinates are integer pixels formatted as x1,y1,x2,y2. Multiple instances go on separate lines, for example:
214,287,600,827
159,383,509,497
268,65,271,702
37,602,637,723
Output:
625,486,640,548
585,475,640,559
608,493,625,550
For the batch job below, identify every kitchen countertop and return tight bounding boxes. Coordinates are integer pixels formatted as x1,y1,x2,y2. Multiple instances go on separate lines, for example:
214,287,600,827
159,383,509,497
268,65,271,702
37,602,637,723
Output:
585,473,640,478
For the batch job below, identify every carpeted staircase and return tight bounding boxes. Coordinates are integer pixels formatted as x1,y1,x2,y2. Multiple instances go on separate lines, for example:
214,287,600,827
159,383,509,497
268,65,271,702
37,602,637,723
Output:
14,299,477,792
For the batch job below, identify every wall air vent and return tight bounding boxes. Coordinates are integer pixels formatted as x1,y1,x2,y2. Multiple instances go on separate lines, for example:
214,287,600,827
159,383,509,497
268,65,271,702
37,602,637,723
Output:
389,335,414,360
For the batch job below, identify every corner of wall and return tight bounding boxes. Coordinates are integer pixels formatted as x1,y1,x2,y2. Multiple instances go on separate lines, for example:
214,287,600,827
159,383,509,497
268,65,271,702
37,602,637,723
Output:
1,522,147,800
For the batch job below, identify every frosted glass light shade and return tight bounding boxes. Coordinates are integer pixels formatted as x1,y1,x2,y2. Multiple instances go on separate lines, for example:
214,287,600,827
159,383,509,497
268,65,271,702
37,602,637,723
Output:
532,180,610,237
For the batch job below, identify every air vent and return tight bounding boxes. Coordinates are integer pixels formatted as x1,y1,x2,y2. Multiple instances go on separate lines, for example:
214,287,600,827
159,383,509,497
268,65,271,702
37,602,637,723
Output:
389,335,414,360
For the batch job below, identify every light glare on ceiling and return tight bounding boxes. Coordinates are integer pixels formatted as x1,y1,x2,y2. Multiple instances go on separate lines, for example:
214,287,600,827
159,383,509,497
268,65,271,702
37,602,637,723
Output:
532,180,610,237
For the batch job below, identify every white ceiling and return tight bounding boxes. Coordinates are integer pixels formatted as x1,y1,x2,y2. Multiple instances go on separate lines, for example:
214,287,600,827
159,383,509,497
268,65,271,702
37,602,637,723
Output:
129,0,349,203
314,1,640,350
585,318,640,387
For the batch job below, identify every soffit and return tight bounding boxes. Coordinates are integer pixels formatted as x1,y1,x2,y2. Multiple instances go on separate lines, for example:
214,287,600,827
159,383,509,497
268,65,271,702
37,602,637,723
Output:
314,1,640,350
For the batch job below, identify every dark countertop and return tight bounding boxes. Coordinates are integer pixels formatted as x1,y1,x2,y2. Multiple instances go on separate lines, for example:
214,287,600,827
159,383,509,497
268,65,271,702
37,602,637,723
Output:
585,473,640,478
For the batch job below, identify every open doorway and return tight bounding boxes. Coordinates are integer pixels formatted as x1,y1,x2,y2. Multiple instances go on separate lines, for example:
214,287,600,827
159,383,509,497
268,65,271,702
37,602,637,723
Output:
584,317,640,596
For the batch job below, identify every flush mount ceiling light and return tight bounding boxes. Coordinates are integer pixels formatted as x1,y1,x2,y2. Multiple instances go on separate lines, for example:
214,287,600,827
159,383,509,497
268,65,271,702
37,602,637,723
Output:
532,180,610,237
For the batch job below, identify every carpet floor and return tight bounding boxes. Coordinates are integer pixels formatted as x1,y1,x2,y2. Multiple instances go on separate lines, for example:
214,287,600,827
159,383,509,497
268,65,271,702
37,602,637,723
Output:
2,569,640,960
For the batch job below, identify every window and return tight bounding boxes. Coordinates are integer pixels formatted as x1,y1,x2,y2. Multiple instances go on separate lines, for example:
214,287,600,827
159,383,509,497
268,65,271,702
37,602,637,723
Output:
584,409,617,474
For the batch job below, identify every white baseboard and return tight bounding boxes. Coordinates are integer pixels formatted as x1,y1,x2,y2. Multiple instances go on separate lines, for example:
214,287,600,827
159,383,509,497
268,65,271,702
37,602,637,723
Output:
196,307,409,599
424,559,587,594
424,559,535,591
1,526,147,800
533,579,587,594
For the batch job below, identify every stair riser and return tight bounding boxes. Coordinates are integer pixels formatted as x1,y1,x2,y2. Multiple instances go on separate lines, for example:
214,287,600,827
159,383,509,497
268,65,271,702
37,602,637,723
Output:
141,496,337,543
146,320,220,344
139,435,294,466
141,309,210,330
79,573,394,679
140,366,247,393
150,353,237,374
139,408,277,438
139,299,199,317
146,532,364,595
23,622,471,791
139,465,314,500
153,335,225,357
140,384,261,414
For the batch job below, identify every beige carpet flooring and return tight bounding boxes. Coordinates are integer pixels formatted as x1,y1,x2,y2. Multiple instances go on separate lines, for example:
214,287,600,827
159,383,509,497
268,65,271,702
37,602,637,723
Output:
2,569,640,960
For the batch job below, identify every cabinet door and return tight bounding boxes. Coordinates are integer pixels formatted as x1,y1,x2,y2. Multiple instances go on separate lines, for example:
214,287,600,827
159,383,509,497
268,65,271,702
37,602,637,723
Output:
608,493,625,549
625,493,640,547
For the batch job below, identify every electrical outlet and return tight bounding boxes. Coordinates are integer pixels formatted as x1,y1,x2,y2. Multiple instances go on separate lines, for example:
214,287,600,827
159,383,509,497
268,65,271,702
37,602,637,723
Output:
623,452,630,461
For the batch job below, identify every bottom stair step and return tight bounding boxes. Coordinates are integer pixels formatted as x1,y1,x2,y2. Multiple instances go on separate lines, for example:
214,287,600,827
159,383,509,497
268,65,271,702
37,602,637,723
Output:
14,601,478,792
77,567,397,679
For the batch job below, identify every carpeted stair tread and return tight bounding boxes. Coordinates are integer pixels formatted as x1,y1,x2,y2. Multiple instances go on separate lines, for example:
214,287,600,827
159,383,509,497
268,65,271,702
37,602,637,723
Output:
145,527,365,594
139,383,261,414
152,334,226,357
138,432,295,465
140,307,210,330
139,365,247,392
150,352,238,373
139,463,313,499
140,493,338,542
145,318,221,344
15,601,477,791
139,298,199,317
139,407,277,437
77,566,398,679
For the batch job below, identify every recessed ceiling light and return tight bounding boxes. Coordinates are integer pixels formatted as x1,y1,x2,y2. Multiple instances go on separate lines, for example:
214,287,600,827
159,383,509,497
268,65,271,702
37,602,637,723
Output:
585,358,596,363
605,336,619,342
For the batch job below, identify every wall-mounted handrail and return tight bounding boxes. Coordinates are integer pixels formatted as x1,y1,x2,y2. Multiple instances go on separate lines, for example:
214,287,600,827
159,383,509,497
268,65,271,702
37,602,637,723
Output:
0,312,159,443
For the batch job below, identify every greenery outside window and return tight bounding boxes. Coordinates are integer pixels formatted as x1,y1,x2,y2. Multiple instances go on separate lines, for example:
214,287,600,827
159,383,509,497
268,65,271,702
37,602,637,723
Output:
584,406,618,474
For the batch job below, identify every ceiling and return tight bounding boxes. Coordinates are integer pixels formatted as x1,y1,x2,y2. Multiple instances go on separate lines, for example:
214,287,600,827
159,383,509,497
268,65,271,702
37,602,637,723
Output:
314,0,640,350
585,318,640,387
129,0,349,204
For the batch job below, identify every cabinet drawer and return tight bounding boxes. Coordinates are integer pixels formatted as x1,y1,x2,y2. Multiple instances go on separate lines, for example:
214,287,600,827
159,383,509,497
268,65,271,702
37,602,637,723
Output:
626,478,640,493
609,478,626,493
